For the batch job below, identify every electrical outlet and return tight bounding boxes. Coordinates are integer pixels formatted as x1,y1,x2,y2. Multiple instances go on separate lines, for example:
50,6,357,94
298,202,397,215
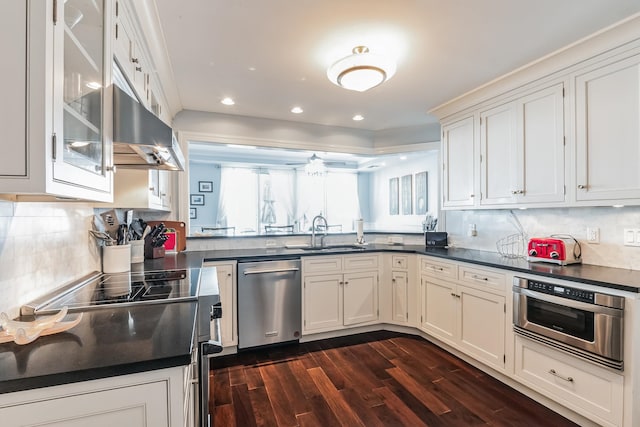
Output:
623,229,640,247
586,227,600,244
265,239,277,248
468,223,477,237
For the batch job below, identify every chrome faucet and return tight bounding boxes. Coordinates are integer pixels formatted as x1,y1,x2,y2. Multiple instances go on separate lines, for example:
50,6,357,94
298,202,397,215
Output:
311,214,328,248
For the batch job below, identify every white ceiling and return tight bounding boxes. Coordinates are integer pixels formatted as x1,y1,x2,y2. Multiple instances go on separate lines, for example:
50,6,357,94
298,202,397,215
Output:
153,0,640,132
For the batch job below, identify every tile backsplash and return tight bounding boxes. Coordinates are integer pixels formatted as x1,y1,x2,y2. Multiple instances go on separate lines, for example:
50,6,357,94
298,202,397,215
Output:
0,201,100,318
444,206,640,270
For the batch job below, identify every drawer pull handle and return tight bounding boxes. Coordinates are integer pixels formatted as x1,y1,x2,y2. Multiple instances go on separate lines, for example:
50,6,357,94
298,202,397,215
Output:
431,266,444,271
548,369,573,383
472,274,488,281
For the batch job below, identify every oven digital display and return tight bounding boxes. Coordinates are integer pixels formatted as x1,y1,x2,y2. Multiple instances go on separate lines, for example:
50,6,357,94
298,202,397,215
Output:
527,280,595,303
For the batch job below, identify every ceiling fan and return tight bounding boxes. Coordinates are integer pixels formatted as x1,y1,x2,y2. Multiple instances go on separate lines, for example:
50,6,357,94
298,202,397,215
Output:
285,153,347,168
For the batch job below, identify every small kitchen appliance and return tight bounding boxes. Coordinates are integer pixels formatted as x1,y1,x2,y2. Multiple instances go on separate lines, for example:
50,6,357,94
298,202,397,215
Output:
526,235,581,265
425,232,448,248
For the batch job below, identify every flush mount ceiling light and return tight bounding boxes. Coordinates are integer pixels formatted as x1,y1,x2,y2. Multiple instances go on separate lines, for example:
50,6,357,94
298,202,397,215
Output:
327,46,396,92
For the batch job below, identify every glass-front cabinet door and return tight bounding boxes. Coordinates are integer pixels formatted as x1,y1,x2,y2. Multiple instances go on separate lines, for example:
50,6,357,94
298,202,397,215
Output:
52,0,112,193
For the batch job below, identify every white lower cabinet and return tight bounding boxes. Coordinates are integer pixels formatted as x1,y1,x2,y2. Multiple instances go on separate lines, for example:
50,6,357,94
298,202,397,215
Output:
204,261,237,347
420,257,506,372
0,367,186,427
391,270,409,324
302,254,379,334
514,335,623,427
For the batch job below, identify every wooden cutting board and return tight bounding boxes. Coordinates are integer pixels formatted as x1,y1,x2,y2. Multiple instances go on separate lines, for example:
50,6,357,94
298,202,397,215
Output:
147,220,187,252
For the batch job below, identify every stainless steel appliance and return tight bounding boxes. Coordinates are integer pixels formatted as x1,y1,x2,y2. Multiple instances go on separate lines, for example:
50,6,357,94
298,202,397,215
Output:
112,63,185,171
513,277,624,370
21,267,222,426
238,259,301,349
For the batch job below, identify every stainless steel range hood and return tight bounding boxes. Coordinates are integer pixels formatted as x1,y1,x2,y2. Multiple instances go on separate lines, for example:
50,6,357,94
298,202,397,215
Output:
113,85,185,171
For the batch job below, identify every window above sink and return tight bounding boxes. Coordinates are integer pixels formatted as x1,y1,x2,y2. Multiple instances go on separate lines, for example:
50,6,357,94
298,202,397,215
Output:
186,142,439,237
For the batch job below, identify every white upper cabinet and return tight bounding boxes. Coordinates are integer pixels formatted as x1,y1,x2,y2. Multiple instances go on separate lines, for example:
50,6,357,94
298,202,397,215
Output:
480,83,565,206
480,102,518,205
0,0,114,201
442,116,476,208
575,54,640,202
515,83,565,204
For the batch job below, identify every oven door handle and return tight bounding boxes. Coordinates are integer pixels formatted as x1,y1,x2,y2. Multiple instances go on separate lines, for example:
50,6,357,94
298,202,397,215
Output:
518,288,623,317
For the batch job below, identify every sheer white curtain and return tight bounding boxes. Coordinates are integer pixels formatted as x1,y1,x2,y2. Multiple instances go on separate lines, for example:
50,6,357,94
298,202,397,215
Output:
295,171,326,232
219,167,258,232
267,170,295,226
326,172,360,231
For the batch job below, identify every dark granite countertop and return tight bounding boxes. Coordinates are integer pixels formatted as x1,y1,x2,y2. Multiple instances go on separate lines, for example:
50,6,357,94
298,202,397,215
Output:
3,243,639,396
0,299,197,394
170,244,640,293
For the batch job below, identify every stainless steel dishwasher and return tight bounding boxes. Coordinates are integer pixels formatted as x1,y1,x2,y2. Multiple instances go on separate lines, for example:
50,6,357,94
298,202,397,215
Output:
237,258,301,349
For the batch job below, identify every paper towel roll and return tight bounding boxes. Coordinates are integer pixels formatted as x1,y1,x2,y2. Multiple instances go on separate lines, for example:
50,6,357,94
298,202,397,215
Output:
356,219,364,243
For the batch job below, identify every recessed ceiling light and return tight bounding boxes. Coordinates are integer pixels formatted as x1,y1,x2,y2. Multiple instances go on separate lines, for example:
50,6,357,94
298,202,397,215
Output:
399,155,407,160
221,97,235,106
248,67,256,71
291,106,303,114
352,114,364,121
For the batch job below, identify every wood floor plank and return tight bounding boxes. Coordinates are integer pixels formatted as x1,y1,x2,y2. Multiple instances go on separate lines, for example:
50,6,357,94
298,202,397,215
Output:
386,366,451,415
213,403,235,427
272,358,313,415
307,366,366,427
373,386,429,427
259,363,299,427
212,367,232,406
210,332,579,427
231,384,258,427
308,347,347,390
229,365,247,386
296,411,323,427
245,363,265,390
339,386,387,427
248,386,278,427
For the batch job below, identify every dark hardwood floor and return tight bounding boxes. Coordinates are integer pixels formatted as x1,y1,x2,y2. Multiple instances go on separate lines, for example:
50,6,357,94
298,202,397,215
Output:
209,331,578,426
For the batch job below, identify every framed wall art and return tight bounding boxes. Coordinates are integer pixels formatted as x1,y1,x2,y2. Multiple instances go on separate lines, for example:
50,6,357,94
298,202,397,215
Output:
401,174,413,215
190,194,205,205
415,171,428,215
190,207,197,219
199,181,213,192
389,177,399,215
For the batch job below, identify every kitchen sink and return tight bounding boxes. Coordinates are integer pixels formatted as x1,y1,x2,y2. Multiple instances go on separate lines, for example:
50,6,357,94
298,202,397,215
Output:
298,244,367,251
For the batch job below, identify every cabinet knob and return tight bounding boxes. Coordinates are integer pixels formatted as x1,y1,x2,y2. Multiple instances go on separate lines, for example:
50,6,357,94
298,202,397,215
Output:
149,187,155,192
105,165,117,173
131,57,139,64
135,66,142,72
470,194,475,198
578,184,587,190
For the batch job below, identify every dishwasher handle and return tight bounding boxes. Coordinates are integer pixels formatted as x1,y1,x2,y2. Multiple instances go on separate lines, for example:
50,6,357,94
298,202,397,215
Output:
242,267,300,275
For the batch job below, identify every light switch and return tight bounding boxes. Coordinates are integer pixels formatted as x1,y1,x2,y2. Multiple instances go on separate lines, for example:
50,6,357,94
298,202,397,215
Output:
624,229,635,244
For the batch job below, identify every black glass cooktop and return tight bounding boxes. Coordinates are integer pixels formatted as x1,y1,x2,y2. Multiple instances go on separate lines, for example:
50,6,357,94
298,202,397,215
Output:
41,269,196,313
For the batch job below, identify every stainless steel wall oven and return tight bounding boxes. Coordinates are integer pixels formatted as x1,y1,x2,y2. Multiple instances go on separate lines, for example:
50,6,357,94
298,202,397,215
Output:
513,277,624,370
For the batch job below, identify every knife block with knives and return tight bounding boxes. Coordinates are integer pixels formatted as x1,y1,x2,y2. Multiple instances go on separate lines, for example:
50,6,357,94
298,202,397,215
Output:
144,223,167,259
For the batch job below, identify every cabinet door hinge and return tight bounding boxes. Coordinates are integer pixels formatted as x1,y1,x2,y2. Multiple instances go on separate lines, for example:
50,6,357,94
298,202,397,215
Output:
504,303,506,313
51,133,57,161
52,0,58,24
377,309,379,317
562,87,565,98
115,1,119,17
563,136,566,146
503,354,506,363
115,23,119,39
564,185,566,195
479,154,483,163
